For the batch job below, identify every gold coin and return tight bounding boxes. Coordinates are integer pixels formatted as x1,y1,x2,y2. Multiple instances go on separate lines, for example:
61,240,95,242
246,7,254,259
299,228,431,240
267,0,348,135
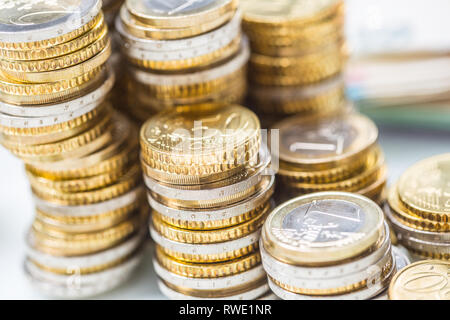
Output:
158,242,260,264
388,185,449,232
156,245,261,278
0,65,106,105
3,40,112,83
241,0,343,27
273,112,378,170
119,5,236,40
126,0,238,29
0,14,106,61
6,112,112,160
262,192,385,266
0,13,103,50
140,104,260,182
35,199,141,234
127,36,241,71
397,154,450,223
31,164,141,206
152,204,269,244
388,260,450,300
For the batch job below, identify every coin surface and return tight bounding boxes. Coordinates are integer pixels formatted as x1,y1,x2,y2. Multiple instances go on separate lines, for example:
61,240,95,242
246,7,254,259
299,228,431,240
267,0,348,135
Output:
274,113,378,169
262,192,384,265
397,153,450,218
389,260,450,300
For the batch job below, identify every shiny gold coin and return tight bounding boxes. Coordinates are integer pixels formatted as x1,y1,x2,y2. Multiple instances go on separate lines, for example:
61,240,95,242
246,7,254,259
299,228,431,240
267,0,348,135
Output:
128,36,241,71
31,164,141,206
3,40,112,83
389,260,450,300
241,0,343,27
156,246,261,278
397,154,450,223
140,104,260,182
0,28,109,74
0,65,106,105
6,112,112,160
388,185,449,232
158,242,260,264
152,204,269,244
273,112,378,170
0,14,106,61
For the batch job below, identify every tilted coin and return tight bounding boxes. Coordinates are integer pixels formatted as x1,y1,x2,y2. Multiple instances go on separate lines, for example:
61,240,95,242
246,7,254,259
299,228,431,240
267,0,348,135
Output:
389,260,450,300
262,192,385,265
397,153,450,222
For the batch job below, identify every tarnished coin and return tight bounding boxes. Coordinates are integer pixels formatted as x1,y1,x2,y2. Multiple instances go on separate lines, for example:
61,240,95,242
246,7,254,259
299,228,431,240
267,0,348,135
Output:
397,154,450,220
389,260,450,300
274,113,378,170
262,192,384,265
0,0,101,43
126,0,237,28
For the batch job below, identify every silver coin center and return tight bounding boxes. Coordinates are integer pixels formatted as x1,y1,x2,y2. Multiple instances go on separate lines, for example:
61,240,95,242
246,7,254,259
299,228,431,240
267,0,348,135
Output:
275,199,367,246
144,0,216,15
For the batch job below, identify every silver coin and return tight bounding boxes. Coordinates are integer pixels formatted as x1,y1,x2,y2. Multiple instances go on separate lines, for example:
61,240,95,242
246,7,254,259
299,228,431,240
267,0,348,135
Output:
261,222,391,281
257,291,280,300
0,69,114,117
150,224,260,256
25,250,143,287
130,37,249,86
0,0,101,43
157,279,269,300
26,228,146,270
153,259,266,290
400,233,450,255
390,246,411,270
33,187,143,217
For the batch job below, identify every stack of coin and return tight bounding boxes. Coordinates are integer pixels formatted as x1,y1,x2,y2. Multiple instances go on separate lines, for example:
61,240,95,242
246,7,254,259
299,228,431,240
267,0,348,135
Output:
115,0,248,123
0,0,146,297
262,192,396,300
388,260,450,300
386,154,450,262
140,104,275,299
241,0,348,124
272,113,387,205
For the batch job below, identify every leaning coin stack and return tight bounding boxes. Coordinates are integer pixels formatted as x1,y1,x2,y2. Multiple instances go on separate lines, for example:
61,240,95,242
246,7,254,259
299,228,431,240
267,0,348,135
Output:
140,104,275,299
0,0,146,297
386,154,450,262
241,0,348,125
272,113,387,205
115,0,248,123
262,192,396,300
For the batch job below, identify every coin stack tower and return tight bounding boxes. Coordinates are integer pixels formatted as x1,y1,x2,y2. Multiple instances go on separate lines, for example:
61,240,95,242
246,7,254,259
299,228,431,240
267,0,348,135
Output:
0,0,146,298
386,154,450,262
115,0,248,123
262,192,396,300
241,0,348,126
272,113,387,205
140,104,275,299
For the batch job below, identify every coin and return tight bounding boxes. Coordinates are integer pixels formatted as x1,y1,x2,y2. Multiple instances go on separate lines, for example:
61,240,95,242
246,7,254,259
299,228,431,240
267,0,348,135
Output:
262,192,385,265
389,260,450,300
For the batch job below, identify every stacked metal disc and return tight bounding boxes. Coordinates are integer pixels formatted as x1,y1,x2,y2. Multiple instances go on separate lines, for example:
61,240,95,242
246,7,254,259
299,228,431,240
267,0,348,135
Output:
241,0,348,125
272,112,387,205
140,104,275,300
386,154,450,262
0,0,146,298
115,0,248,123
262,192,396,300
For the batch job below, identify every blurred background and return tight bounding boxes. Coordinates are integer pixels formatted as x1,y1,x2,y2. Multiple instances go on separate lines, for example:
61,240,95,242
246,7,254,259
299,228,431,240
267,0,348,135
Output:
1,0,450,299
